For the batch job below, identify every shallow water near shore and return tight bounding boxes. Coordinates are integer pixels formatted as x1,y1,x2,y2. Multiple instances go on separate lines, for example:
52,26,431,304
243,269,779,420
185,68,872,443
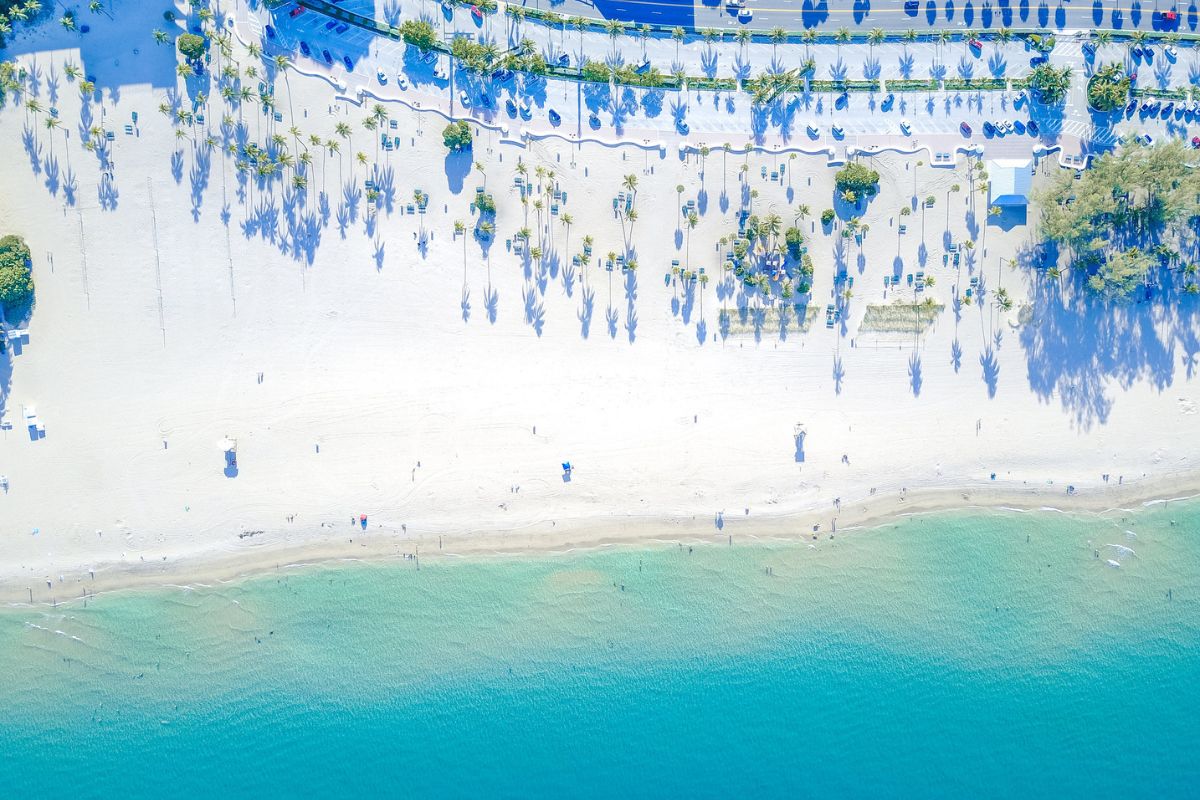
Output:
1,501,1197,797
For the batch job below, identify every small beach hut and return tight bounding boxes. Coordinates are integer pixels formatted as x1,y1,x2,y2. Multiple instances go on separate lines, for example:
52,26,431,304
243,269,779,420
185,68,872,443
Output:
986,158,1033,207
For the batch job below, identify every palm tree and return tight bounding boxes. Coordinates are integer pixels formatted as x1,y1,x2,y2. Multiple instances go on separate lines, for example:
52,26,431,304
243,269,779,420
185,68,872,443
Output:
605,19,625,60
561,213,574,260
737,28,753,59
639,24,652,60
769,27,787,61
867,27,885,51
60,12,75,30
834,27,851,57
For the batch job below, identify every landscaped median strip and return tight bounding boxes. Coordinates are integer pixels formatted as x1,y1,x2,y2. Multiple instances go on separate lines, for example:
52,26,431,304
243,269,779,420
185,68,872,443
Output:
263,1,1195,102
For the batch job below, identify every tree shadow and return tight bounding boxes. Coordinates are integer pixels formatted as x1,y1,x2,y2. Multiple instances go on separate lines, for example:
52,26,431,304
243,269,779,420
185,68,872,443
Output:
579,284,594,338
909,351,923,396
1020,270,1196,429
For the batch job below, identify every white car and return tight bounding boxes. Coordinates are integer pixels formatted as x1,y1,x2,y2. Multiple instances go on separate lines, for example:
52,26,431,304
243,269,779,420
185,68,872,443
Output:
459,90,470,107
900,119,912,134
725,0,745,7
807,124,819,137
396,75,408,90
738,7,753,21
376,70,387,84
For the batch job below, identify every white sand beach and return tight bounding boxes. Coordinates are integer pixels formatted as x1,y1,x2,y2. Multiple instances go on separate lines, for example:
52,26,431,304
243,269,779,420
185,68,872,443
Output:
1,2,1197,603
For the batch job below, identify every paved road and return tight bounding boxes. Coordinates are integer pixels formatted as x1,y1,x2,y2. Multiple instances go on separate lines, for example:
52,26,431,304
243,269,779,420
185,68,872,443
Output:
536,0,1197,33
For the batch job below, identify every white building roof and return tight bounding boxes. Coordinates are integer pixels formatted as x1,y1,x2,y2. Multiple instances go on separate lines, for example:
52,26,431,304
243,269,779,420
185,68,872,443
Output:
987,158,1033,206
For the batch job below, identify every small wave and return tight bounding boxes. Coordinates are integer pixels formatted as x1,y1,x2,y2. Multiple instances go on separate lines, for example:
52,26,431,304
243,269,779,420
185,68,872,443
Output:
1106,544,1137,558
1106,559,1122,569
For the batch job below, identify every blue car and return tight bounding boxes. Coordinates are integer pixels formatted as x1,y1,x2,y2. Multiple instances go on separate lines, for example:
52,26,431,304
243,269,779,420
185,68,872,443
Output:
589,112,601,129
265,25,276,40
323,49,332,64
556,53,570,67
676,120,689,135
299,41,310,56
491,69,513,83
1027,119,1039,135
325,20,337,31
343,55,354,71
335,23,349,34
506,98,517,116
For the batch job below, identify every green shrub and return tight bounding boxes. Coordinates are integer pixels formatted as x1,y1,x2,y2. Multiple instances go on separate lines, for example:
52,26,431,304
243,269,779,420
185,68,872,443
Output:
0,234,34,316
821,209,835,225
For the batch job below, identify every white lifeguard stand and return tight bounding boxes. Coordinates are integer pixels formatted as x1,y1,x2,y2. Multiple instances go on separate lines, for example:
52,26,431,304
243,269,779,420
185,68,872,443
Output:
221,437,238,469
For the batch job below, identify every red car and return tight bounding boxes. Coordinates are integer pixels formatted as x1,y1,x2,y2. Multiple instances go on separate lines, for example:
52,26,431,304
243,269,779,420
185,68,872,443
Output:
1191,136,1200,149
471,4,483,20
960,122,972,136
289,5,305,17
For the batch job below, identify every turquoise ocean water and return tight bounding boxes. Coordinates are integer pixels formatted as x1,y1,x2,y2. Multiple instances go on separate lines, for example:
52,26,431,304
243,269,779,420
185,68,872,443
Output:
1,502,1197,798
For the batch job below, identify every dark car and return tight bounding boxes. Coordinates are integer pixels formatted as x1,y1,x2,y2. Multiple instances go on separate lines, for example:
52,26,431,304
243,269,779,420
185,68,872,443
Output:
557,53,570,67
322,49,333,64
904,0,919,11
288,6,305,18
491,69,513,82
1027,119,1039,135
549,109,561,125
335,23,349,34
299,40,311,56
265,25,276,40
325,20,337,30
343,55,354,71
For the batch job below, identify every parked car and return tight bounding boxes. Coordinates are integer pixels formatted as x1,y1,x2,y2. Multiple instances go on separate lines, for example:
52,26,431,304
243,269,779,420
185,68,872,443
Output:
589,112,601,128
471,4,483,21
492,69,513,82
807,124,820,138
960,121,972,136
335,23,349,34
325,20,337,31
343,55,354,71
377,70,387,84
548,108,561,125
831,125,844,139
322,49,332,64
557,53,570,67
1026,119,1039,135
506,98,517,116
677,120,690,135
264,24,276,40
289,6,305,18
899,119,911,135
1191,136,1200,149
904,0,919,11
738,6,753,21
299,40,311,56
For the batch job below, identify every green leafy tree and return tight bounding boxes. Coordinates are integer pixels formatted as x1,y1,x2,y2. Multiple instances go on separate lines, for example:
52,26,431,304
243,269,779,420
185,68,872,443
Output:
0,234,34,315
177,32,206,61
442,120,473,152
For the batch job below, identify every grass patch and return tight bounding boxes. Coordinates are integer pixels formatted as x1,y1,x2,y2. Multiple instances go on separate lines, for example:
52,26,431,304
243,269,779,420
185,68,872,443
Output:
719,304,820,336
860,300,944,333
